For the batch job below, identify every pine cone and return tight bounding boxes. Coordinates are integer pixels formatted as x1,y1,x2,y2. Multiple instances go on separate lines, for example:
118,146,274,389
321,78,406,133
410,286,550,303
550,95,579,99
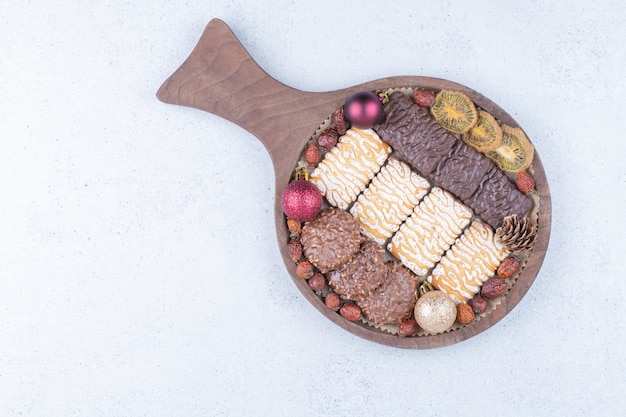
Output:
496,214,537,253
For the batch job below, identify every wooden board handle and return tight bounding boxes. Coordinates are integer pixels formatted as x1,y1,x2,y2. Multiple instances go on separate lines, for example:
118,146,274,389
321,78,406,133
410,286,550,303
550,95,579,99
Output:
157,19,317,158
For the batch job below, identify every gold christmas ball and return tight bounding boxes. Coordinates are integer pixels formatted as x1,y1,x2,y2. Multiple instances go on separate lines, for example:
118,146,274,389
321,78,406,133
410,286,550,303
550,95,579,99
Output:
414,291,457,334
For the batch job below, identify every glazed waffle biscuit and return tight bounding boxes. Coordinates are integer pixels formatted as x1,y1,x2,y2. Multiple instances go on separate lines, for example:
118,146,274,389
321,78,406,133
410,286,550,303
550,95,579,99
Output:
387,187,473,276
310,128,391,210
428,219,509,304
350,158,430,245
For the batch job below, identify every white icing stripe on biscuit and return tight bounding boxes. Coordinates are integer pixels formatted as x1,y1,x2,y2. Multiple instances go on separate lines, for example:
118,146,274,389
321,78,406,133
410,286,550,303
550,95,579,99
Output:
310,128,391,210
388,187,472,276
428,220,509,304
350,158,430,245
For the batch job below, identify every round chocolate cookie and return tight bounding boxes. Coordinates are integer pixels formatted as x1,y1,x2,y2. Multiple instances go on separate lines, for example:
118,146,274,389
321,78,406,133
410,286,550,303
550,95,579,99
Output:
301,208,361,273
359,261,419,326
327,237,387,302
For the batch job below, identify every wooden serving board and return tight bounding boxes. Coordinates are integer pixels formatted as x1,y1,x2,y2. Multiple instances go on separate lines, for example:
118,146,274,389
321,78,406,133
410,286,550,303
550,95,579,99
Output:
157,19,552,349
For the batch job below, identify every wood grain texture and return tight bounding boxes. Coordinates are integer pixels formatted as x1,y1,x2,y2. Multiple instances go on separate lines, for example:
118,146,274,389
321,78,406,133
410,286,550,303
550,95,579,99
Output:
157,18,552,349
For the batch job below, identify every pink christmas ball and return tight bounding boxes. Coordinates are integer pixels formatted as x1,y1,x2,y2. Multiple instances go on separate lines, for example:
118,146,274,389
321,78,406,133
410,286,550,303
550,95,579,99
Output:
281,180,323,222
343,90,384,129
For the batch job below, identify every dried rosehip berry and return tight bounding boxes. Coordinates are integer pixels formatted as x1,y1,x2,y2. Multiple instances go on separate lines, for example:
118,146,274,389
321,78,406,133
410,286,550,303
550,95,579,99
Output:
456,303,475,324
471,296,488,314
287,238,303,263
339,302,361,321
497,256,520,278
304,143,320,167
325,291,341,311
307,272,326,294
398,318,419,336
413,89,436,107
333,107,347,135
287,218,302,236
516,171,535,194
295,260,314,279
317,127,339,150
481,277,507,299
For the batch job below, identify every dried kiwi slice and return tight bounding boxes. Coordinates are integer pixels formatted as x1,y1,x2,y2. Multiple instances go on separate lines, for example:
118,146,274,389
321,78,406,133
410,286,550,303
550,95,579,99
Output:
485,125,534,173
462,110,503,152
431,90,478,134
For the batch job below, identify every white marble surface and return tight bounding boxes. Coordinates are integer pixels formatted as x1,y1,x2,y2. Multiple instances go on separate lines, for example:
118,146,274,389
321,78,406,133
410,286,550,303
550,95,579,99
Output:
1,1,625,416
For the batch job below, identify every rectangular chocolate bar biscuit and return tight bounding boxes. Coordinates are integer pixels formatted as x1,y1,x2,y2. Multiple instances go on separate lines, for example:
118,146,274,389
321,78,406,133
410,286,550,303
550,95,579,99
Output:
466,166,533,229
431,140,495,201
375,92,456,175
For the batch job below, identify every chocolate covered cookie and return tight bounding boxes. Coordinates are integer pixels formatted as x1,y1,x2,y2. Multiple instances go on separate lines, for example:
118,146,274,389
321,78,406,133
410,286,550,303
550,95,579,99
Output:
359,261,419,326
301,208,361,273
327,237,386,302
465,166,533,229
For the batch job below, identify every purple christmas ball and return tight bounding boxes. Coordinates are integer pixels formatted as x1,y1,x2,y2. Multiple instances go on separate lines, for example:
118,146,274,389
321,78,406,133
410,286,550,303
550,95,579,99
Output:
343,90,384,129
